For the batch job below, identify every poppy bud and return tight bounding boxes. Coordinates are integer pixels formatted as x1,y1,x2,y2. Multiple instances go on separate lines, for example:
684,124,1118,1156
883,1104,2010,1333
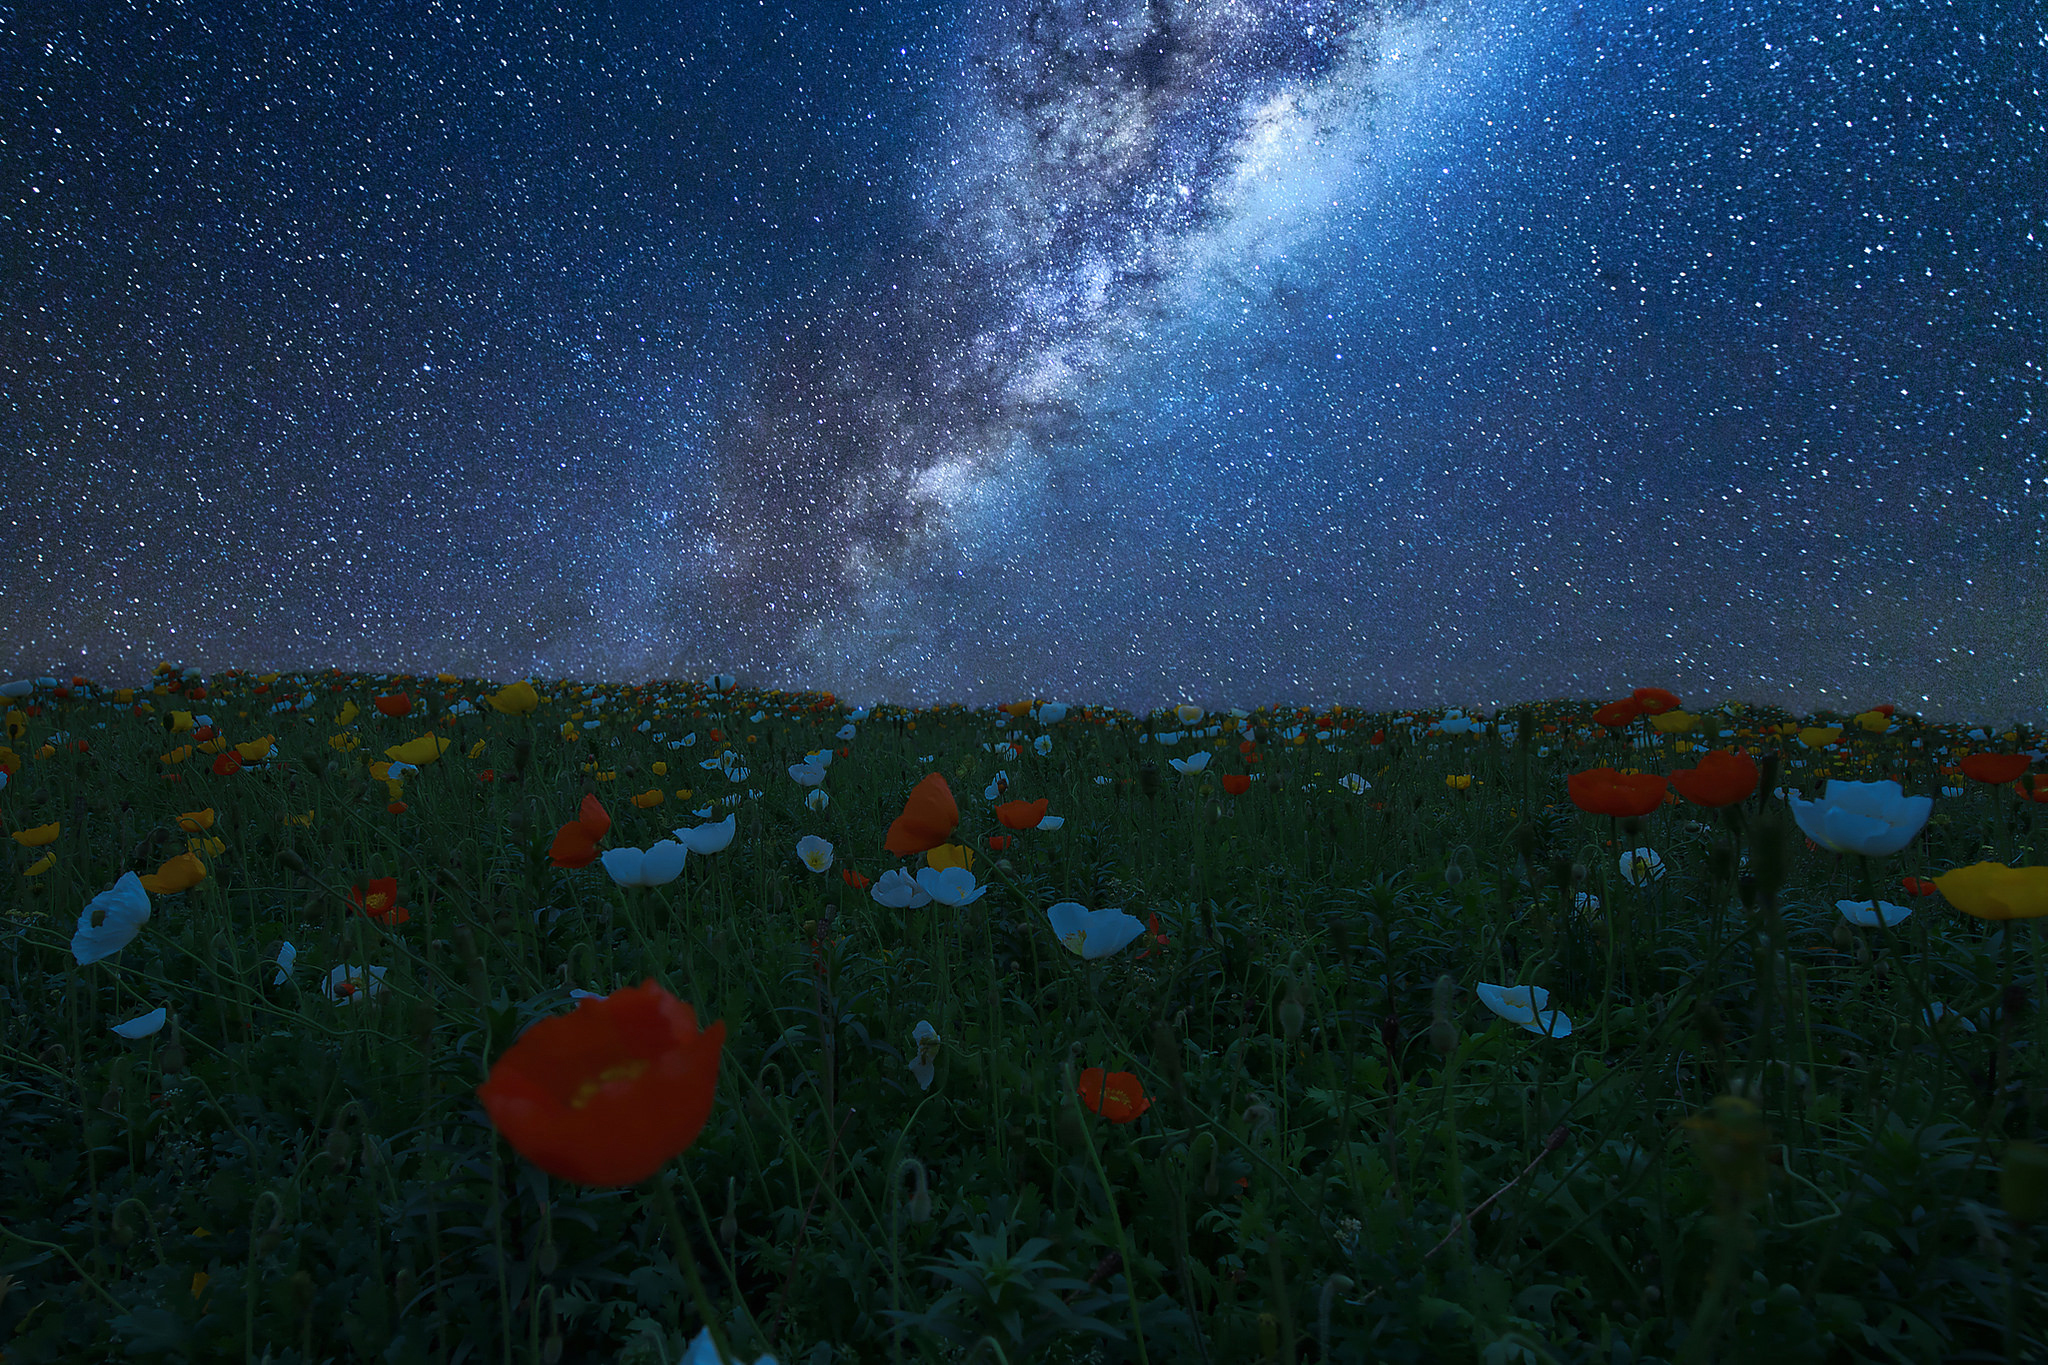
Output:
1831,920,1854,951
536,1241,559,1276
393,1267,417,1306
1442,861,1465,888
278,848,309,875
1279,996,1306,1042
1429,974,1457,1056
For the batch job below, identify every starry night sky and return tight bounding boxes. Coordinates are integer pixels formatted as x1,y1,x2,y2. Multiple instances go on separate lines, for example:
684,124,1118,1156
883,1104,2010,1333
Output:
3,0,2042,720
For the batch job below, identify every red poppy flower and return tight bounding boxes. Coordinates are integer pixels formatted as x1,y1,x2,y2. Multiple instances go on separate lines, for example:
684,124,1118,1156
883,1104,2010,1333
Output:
211,751,243,777
1221,773,1252,796
1567,767,1668,818
987,834,1012,852
549,794,612,869
350,876,412,926
1370,730,1386,745
1667,749,1759,808
386,801,408,816
1134,912,1171,961
192,725,217,743
995,798,1049,831
2014,778,2048,805
1631,687,1682,716
1871,703,1896,717
885,774,959,856
477,769,495,783
1960,753,2030,785
1076,1068,1152,1124
1592,699,1644,728
708,728,725,745
840,868,871,891
476,980,726,1187
1239,739,1256,755
373,692,413,718
186,686,207,702
1900,875,1939,898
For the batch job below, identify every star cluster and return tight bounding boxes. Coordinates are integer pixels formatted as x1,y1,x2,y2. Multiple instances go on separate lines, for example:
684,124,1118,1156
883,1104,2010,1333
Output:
2,0,2040,720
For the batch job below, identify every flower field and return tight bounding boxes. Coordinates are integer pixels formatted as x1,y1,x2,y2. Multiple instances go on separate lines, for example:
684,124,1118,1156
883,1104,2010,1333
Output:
2,667,2046,1363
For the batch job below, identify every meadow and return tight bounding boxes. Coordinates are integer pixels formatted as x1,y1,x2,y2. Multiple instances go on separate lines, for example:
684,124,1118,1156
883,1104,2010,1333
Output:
1,668,2044,1364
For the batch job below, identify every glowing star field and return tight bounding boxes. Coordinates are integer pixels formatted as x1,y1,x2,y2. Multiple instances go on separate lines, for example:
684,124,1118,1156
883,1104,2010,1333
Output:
2,0,2040,719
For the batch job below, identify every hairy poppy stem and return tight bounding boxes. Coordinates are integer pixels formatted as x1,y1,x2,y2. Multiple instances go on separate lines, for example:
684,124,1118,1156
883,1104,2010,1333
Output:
1064,1061,1151,1365
651,1173,737,1363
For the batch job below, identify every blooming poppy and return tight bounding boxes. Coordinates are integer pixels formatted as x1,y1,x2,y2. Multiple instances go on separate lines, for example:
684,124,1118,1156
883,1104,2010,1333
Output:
1592,699,1644,728
1221,773,1251,796
1788,780,1932,857
1134,911,1171,960
11,822,58,848
1567,767,1668,818
1046,902,1147,958
549,795,613,869
373,692,413,719
886,774,959,856
995,798,1050,831
1900,875,1939,897
211,751,243,777
1960,753,2030,785
601,841,690,887
926,843,974,871
1933,863,2048,921
1076,1068,1152,1124
2014,778,2048,805
475,979,726,1186
385,735,451,766
1477,982,1573,1038
350,876,412,926
840,867,871,891
631,789,665,809
987,834,1012,852
796,835,834,872
488,681,541,715
175,808,216,832
1630,688,1682,716
139,852,207,894
72,873,152,964
1668,750,1759,808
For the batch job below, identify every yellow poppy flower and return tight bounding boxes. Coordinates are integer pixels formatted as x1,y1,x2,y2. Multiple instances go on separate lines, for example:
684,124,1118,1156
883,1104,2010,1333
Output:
927,843,975,871
3,708,24,739
35,745,53,760
23,852,54,877
436,673,458,684
328,732,360,752
1935,863,2048,921
594,771,616,783
197,738,227,755
1798,726,1843,749
631,788,664,809
336,700,361,728
115,689,135,704
1649,710,1698,734
1854,709,1892,733
674,788,692,800
559,722,579,742
187,837,226,857
139,852,207,894
10,823,58,848
383,735,450,766
488,681,541,715
161,745,194,764
652,761,668,776
176,808,216,832
168,710,195,734
234,735,276,761
468,739,487,759
286,810,315,827
1445,774,1474,791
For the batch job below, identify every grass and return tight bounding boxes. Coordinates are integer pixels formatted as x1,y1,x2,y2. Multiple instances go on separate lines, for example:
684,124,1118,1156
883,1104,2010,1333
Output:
0,670,2043,1363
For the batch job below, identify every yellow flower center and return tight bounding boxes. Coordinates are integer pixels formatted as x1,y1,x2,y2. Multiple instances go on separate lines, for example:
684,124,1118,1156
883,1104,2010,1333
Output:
569,1058,651,1110
366,893,389,911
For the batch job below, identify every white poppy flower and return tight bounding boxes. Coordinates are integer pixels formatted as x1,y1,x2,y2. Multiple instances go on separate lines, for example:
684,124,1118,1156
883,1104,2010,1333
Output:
1034,735,1053,756
984,771,1010,801
915,866,985,907
1036,703,1069,725
1837,898,1912,929
601,840,691,887
1034,815,1065,831
1045,902,1147,960
1923,1001,1977,1031
1168,752,1211,775
679,1325,778,1365
1476,982,1573,1038
788,760,829,787
806,789,830,811
871,868,933,908
112,1007,167,1039
674,815,737,854
796,836,834,873
72,873,152,965
273,941,297,985
836,723,857,740
909,1020,940,1091
1618,848,1666,885
1787,780,1934,857
1339,774,1369,795
324,965,388,1005
1574,892,1601,913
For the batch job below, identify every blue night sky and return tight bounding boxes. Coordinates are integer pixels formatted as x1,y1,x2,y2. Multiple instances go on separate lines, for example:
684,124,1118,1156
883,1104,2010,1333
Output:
3,0,2041,720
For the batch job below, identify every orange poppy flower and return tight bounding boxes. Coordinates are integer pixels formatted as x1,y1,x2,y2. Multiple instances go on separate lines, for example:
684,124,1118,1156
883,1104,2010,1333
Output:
885,774,959,856
840,868,871,891
1900,875,1939,898
2014,778,2048,805
987,834,1012,852
1631,688,1682,716
1667,750,1758,808
1567,767,1668,818
549,794,612,869
1592,699,1644,728
1076,1068,1152,1124
351,876,411,926
373,692,413,719
211,751,243,777
1960,753,2030,785
476,979,726,1187
139,852,207,894
1221,773,1252,796
995,798,1049,831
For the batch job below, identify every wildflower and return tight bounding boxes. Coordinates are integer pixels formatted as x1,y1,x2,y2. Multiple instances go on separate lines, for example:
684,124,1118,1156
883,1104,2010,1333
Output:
1837,898,1912,928
995,798,1050,830
335,700,361,727
796,836,834,873
549,795,612,869
926,843,974,872
1476,982,1573,1037
1339,774,1369,795
1222,774,1251,796
1168,752,1211,775
24,852,54,876
1960,753,2031,785
632,789,665,809
805,789,830,812
1445,774,1474,791
273,941,296,985
871,868,933,908
139,853,207,894
11,822,58,848
1076,1068,1151,1124
1798,726,1843,750
1923,1001,1977,1032
373,692,413,719
488,681,541,715
72,873,152,964
915,866,985,906
1618,848,1666,885
211,751,243,777
475,979,726,1187
672,815,736,854
1787,780,1933,857
1631,688,1682,715
1668,750,1759,808
1568,767,1668,818
1934,863,2048,921
1900,875,1939,897
908,1020,940,1091
1592,699,1644,728
1134,911,1171,960
1046,901,1147,959
601,840,691,887
384,735,451,766
788,758,829,787
840,867,871,891
235,735,277,762
323,964,388,1005
350,877,412,926
112,1007,168,1040
1649,709,1698,734
175,808,216,832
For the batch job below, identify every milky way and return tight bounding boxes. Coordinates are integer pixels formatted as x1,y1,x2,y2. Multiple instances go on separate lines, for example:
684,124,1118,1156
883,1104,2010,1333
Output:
2,0,2041,720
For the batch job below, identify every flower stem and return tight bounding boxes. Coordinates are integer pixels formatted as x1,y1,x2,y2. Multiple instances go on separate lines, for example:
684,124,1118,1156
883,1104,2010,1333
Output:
652,1172,738,1363
1064,1062,1152,1365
